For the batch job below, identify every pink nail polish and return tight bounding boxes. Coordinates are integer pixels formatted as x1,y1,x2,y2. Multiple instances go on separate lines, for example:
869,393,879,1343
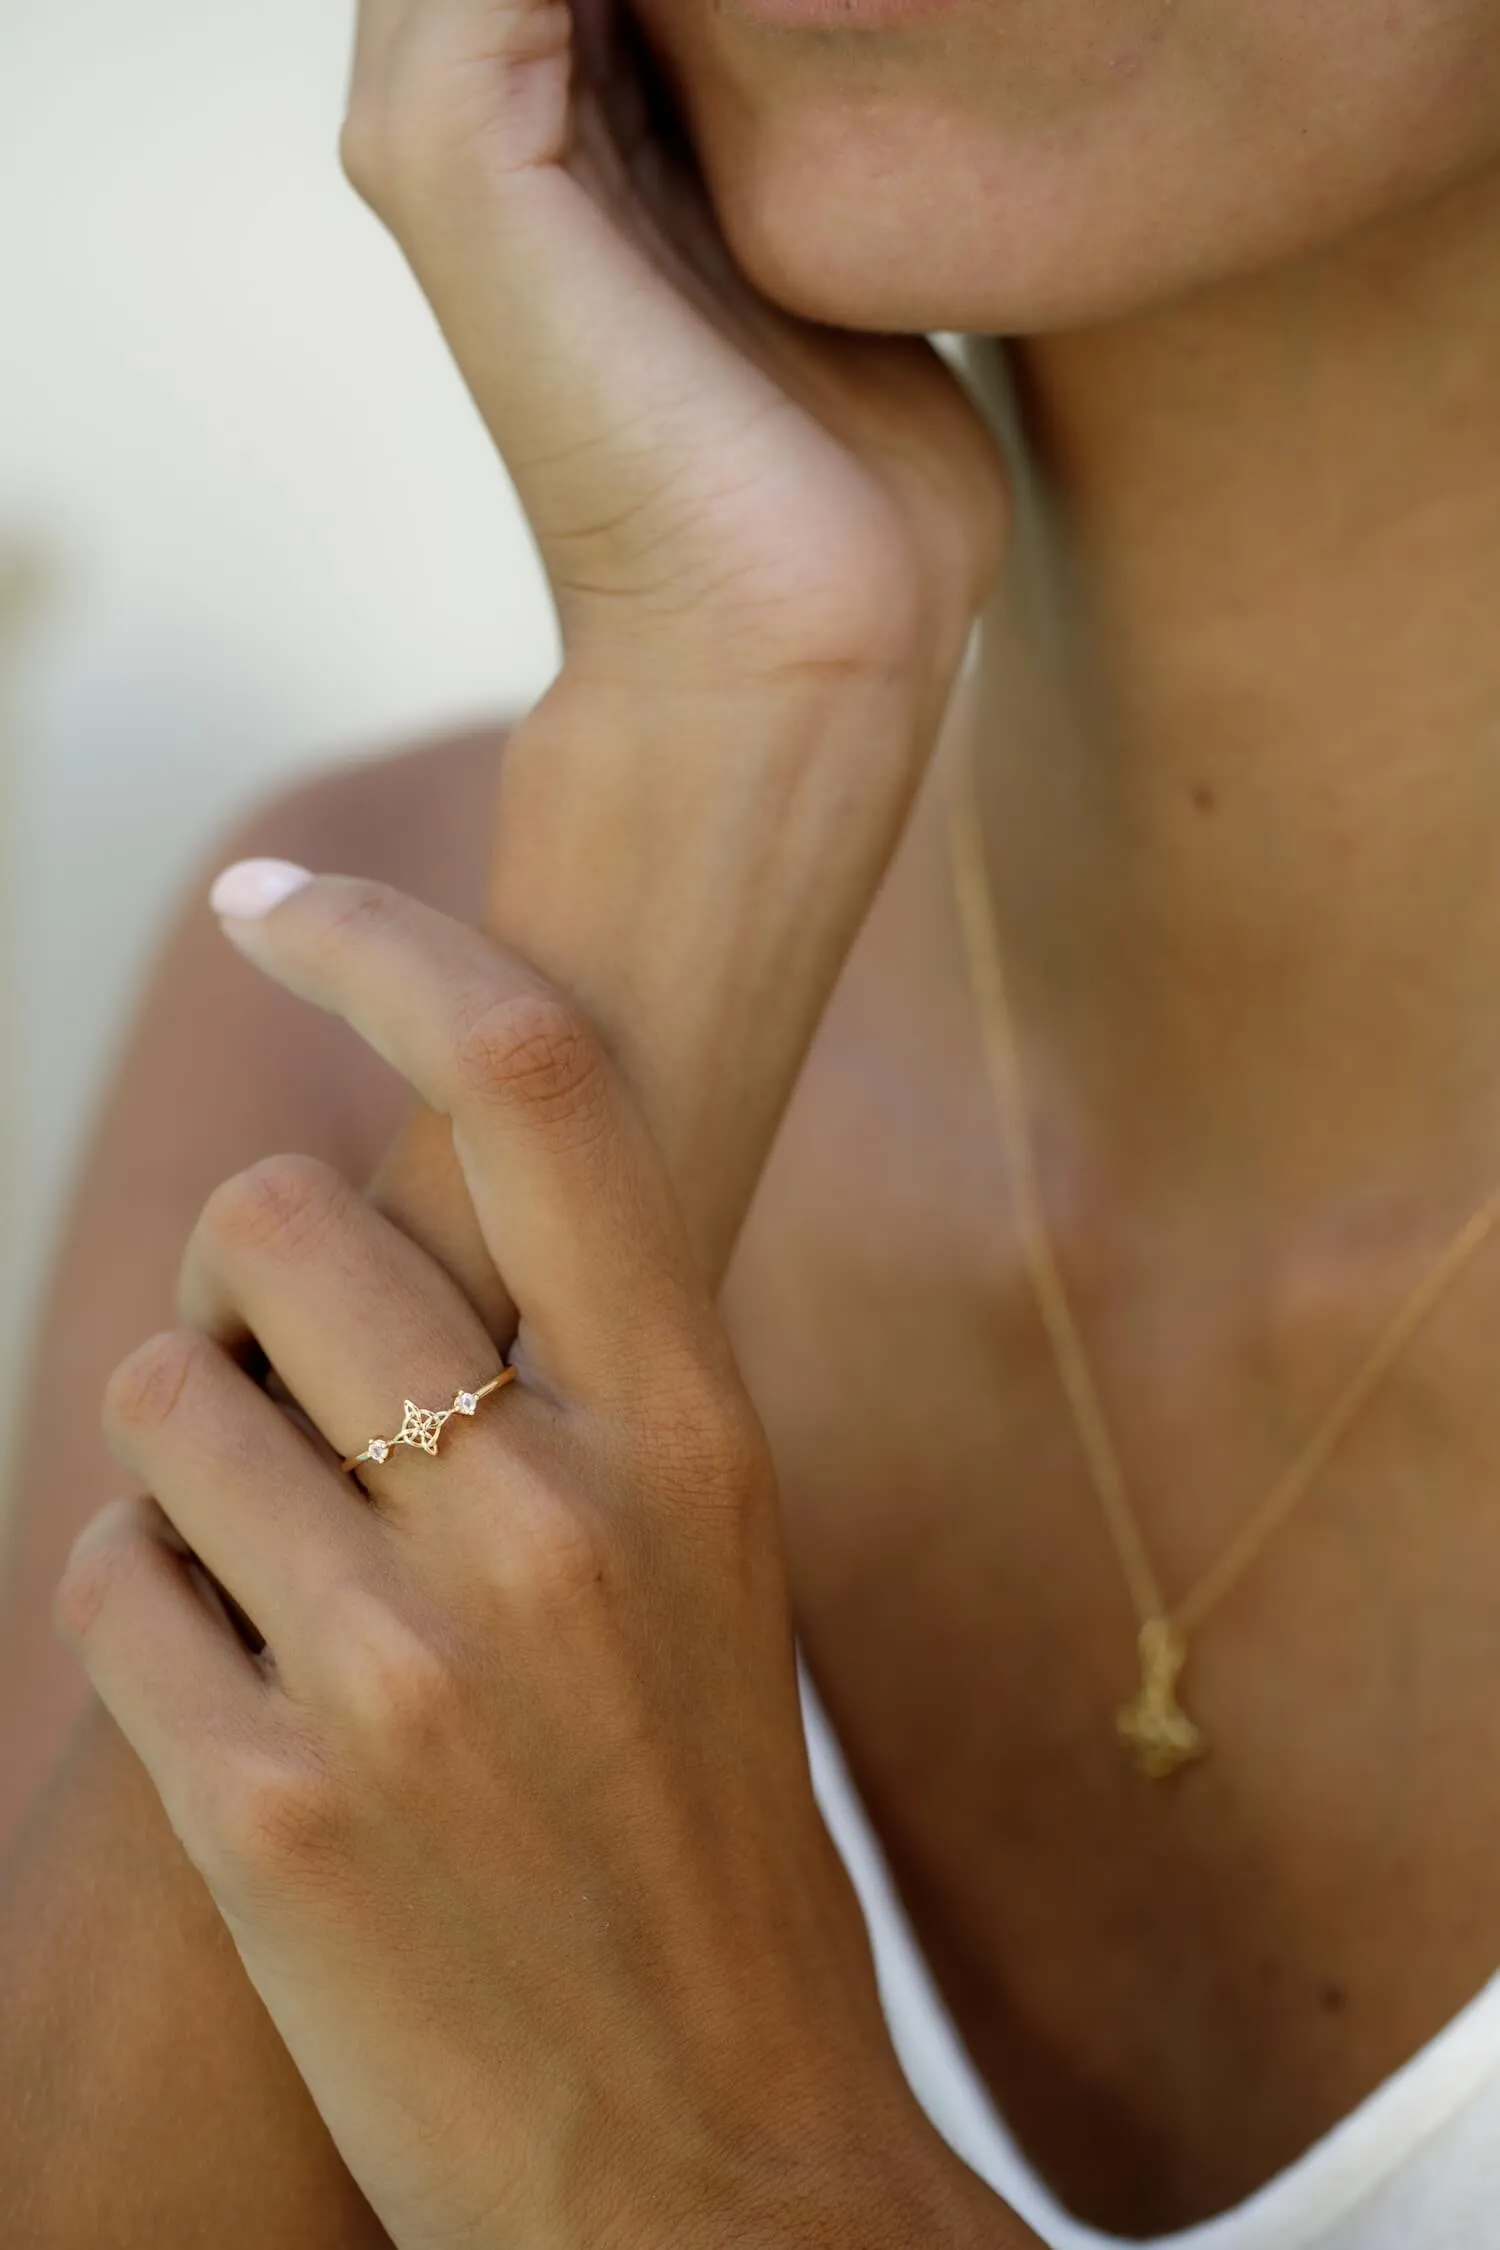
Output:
209,859,314,920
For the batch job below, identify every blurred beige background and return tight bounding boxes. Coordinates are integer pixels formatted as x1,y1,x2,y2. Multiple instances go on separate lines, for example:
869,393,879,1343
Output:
0,1,558,1510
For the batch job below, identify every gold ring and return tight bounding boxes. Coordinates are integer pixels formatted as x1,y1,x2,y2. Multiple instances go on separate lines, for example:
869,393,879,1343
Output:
338,1368,516,1475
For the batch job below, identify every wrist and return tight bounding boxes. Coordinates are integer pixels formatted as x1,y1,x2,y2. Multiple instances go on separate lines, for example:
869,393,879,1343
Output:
486,657,958,1284
612,2088,1029,2250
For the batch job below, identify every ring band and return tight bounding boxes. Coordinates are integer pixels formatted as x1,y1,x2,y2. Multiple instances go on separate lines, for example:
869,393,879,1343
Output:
339,1368,516,1475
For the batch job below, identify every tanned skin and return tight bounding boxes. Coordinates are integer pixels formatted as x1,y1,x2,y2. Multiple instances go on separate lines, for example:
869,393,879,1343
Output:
0,733,498,2247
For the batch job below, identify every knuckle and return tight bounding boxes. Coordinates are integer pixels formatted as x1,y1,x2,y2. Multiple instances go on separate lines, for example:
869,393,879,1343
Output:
326,1585,460,1754
338,97,389,211
52,1504,143,1643
103,1329,212,1440
340,43,434,217
453,990,610,1148
203,1154,352,1266
644,1359,767,1511
208,1748,346,1898
503,1479,611,1613
340,58,459,218
341,11,571,215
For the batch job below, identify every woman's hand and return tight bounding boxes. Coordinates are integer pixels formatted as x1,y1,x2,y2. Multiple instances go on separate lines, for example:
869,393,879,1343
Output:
54,873,1006,2250
343,0,1004,693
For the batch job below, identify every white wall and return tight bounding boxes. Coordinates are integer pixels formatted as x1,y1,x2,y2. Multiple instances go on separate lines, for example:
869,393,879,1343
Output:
0,0,558,1480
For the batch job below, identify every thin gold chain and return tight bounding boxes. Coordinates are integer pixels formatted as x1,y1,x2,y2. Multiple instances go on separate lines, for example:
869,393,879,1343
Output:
943,724,1500,1769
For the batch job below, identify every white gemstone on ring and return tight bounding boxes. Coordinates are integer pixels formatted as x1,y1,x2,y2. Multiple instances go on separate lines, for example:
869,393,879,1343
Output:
368,1438,390,1464
456,1391,478,1416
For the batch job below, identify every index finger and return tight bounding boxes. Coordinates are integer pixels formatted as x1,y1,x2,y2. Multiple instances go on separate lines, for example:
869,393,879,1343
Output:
208,864,713,1403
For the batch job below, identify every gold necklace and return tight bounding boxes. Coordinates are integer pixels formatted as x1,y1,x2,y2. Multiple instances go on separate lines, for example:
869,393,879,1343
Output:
943,727,1500,1779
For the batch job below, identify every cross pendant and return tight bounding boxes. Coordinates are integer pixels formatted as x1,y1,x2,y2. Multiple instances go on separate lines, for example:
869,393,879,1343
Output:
397,1399,451,1456
1116,1618,1208,1781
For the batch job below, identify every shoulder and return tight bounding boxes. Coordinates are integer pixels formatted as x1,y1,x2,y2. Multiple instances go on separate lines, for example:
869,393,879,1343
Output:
99,718,514,1195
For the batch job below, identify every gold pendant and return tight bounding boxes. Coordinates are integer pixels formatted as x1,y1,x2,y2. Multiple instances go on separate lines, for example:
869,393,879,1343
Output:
1116,1619,1208,1780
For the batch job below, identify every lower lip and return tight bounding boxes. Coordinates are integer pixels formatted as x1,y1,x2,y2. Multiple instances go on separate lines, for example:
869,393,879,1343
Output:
722,0,959,28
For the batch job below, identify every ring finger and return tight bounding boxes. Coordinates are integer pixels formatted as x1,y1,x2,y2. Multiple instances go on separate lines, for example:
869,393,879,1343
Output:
101,1333,380,1691
176,1153,515,1514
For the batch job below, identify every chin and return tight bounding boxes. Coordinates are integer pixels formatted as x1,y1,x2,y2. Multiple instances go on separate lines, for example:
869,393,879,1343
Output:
641,1,1500,336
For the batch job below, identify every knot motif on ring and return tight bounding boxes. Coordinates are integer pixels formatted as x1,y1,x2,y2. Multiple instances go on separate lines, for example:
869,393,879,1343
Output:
339,1368,516,1475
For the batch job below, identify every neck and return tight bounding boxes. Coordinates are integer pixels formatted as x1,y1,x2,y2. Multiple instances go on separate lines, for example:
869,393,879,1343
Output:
968,164,1500,1217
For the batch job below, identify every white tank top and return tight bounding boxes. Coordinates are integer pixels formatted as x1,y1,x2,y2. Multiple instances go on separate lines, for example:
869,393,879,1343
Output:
798,1661,1500,2248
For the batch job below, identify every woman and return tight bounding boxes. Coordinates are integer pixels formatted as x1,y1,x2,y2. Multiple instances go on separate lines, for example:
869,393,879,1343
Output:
4,1,1500,2243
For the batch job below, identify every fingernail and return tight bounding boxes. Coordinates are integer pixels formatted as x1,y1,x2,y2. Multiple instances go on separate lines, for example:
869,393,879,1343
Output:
210,859,314,920
65,1503,123,1570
